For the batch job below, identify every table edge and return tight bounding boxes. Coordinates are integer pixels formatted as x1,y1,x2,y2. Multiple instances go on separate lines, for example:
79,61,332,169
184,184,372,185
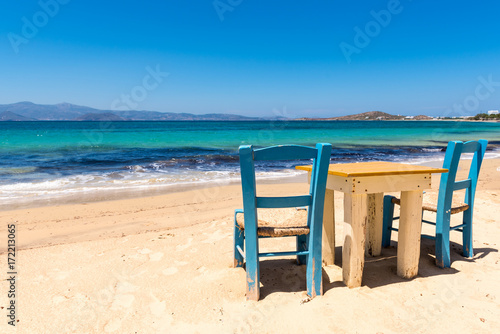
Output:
295,164,448,177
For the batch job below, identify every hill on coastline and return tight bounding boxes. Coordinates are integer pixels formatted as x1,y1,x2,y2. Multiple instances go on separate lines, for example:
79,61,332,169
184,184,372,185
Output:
333,111,405,120
413,115,433,120
0,110,38,121
298,111,405,121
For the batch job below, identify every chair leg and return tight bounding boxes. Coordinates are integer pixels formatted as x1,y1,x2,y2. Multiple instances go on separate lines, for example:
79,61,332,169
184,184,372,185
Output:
306,233,323,298
435,212,451,268
244,230,260,301
462,209,474,258
234,225,245,268
234,211,245,267
296,234,308,265
382,195,395,248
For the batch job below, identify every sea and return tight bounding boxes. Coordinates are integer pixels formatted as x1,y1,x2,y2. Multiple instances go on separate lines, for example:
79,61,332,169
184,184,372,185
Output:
1,120,499,210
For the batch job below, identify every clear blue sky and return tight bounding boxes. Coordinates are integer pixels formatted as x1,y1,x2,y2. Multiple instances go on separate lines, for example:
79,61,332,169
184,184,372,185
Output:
1,0,500,117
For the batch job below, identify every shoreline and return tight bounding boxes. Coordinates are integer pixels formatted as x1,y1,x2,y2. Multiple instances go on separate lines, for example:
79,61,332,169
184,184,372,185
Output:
2,153,499,212
0,172,308,212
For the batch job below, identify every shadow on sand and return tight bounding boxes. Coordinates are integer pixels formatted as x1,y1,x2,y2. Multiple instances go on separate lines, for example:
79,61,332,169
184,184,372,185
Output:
254,238,498,299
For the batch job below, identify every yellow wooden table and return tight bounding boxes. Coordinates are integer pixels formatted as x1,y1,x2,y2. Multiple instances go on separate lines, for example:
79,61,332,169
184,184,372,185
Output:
297,161,447,288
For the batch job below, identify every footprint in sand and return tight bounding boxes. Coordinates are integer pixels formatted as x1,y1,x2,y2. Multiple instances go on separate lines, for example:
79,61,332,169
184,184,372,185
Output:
116,281,137,293
96,287,115,306
138,248,152,254
55,272,69,280
162,267,179,276
149,300,166,317
148,293,174,331
149,252,164,261
104,318,122,333
49,269,69,280
197,266,207,274
52,295,67,305
110,281,137,310
162,260,188,276
110,294,135,310
176,238,193,252
33,274,48,284
203,229,231,244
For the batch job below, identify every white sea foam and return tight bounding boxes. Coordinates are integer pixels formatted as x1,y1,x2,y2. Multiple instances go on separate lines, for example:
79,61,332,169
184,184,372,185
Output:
0,168,304,208
421,148,443,153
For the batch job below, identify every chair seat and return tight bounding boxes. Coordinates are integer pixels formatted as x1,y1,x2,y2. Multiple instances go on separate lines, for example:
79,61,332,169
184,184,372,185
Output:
236,208,309,237
391,193,469,214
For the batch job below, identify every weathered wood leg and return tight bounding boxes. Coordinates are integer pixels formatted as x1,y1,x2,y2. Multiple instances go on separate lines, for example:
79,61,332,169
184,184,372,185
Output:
366,193,383,257
306,252,323,298
245,242,260,301
397,190,423,278
244,226,260,301
322,188,335,266
342,193,368,288
306,207,324,298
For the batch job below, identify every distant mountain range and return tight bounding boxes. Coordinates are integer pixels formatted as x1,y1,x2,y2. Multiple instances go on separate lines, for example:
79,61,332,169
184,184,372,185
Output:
0,102,267,121
0,102,436,122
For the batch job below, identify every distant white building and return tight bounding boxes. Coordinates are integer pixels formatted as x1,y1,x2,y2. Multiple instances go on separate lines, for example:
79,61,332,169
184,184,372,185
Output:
488,110,499,115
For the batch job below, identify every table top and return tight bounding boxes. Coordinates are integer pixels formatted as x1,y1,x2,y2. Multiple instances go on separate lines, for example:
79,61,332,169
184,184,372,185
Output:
296,161,448,177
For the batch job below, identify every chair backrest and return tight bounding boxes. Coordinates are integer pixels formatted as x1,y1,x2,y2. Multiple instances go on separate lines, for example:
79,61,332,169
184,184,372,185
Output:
239,144,332,233
438,140,488,212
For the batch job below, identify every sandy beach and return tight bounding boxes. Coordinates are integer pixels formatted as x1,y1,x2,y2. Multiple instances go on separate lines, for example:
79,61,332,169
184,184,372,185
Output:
1,159,499,333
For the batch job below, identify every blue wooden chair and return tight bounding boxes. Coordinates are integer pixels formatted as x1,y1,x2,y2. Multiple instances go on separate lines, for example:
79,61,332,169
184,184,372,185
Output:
234,143,331,300
382,140,488,268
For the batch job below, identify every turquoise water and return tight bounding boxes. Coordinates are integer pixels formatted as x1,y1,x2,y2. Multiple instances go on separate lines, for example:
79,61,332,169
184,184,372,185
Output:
2,120,500,151
1,120,499,208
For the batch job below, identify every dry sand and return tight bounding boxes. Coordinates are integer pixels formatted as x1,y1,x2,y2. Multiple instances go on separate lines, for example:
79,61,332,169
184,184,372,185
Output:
0,159,499,333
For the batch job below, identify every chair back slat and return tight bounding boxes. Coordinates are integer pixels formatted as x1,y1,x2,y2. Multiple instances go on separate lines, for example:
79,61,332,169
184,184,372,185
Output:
453,179,471,191
254,145,317,161
460,141,481,154
256,195,312,208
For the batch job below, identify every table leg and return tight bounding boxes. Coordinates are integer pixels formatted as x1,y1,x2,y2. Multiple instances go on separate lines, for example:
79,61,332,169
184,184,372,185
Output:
343,193,368,288
397,190,423,278
322,189,335,266
366,193,384,257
